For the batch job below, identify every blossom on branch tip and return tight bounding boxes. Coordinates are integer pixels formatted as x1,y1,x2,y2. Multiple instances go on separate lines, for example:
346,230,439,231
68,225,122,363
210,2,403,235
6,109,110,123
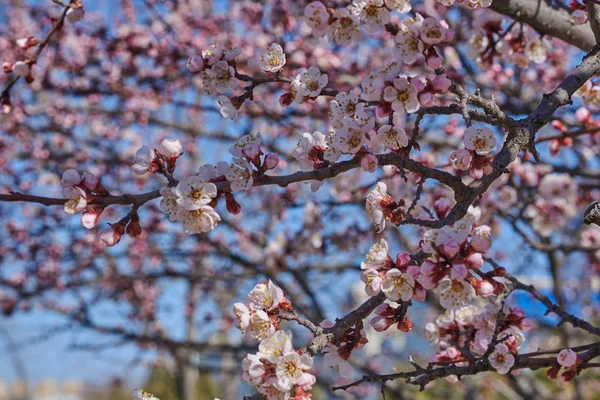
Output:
256,43,286,73
557,349,578,367
217,95,239,121
351,0,390,34
66,8,85,23
131,146,156,175
158,139,183,158
12,61,29,78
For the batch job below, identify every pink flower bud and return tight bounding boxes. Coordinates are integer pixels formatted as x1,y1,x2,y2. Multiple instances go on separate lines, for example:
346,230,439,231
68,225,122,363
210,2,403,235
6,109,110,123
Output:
242,144,261,160
225,193,241,215
464,252,484,269
410,76,427,92
376,101,392,118
263,154,279,170
2,62,12,73
576,107,592,124
434,197,452,218
98,224,125,247
61,169,81,187
471,225,492,252
557,349,578,367
279,92,294,107
374,303,394,316
81,172,99,191
432,75,452,92
472,279,494,297
360,153,378,172
396,252,411,267
158,139,183,158
66,8,85,23
439,238,460,259
418,92,435,107
12,61,29,78
81,206,103,229
551,120,566,132
187,55,205,72
572,9,588,25
370,315,394,332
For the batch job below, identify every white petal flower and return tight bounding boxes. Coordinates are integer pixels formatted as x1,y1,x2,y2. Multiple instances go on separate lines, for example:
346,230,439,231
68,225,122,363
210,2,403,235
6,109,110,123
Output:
323,344,353,377
175,176,218,210
258,330,294,363
248,280,284,311
61,169,81,187
351,0,390,34
366,182,388,232
383,77,420,113
207,60,239,94
217,95,238,121
132,146,156,175
385,0,411,13
12,61,30,78
63,186,87,215
489,344,515,374
525,36,551,64
292,66,328,101
463,126,496,155
328,8,363,46
382,268,415,301
370,124,408,150
436,278,474,309
159,187,179,222
394,28,423,64
256,43,286,73
361,239,389,270
176,206,221,234
274,352,313,391
305,1,330,37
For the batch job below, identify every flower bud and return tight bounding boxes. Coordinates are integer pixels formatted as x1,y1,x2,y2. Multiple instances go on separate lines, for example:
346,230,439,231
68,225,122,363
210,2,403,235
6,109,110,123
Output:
81,206,103,229
81,171,99,191
242,144,261,160
158,139,183,158
434,197,452,218
370,315,394,332
12,61,29,78
2,62,12,73
61,169,81,187
98,224,125,247
360,153,378,172
263,154,279,170
279,92,294,107
66,8,85,23
225,192,241,215
186,54,205,72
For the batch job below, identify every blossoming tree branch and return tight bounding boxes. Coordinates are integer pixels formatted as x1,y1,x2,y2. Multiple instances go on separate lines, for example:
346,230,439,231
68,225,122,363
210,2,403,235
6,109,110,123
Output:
1,0,600,399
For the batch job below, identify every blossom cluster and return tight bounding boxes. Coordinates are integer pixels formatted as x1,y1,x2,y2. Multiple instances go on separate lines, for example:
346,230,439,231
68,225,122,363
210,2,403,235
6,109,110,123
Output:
242,330,315,400
426,304,534,375
467,13,552,66
450,126,497,179
233,280,292,340
233,281,315,399
359,238,425,303
547,348,582,383
157,133,278,234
